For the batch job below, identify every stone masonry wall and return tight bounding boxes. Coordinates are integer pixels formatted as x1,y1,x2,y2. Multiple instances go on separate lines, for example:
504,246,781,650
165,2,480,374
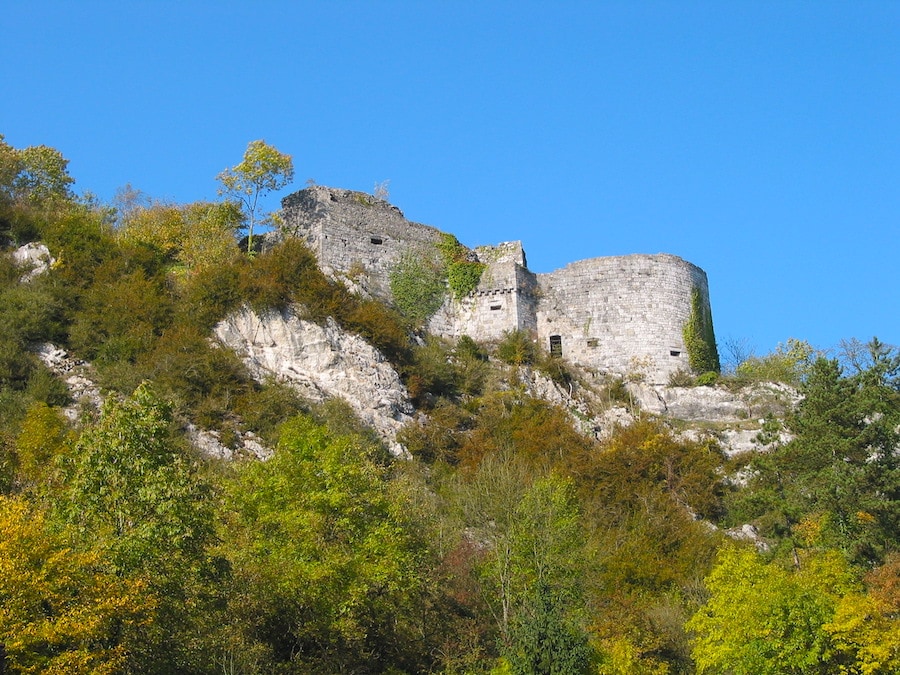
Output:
426,243,537,342
535,254,710,383
282,186,444,298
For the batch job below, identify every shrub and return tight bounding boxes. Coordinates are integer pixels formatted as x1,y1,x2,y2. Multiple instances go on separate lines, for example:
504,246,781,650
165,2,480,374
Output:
69,268,173,364
389,249,446,324
341,299,411,367
696,371,719,386
496,330,538,366
405,337,462,407
178,258,243,331
734,338,814,386
437,233,484,299
138,324,252,425
667,369,695,387
234,380,307,442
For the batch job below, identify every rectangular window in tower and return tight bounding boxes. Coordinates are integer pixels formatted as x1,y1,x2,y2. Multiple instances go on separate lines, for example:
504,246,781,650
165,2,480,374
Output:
549,335,563,357
370,237,383,245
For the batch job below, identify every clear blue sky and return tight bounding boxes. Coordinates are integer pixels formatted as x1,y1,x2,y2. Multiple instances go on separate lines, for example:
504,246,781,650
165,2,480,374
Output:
3,1,898,359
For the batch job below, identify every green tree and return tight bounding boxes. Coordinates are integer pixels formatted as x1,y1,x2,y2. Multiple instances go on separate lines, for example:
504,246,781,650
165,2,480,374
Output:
59,384,218,673
728,343,900,565
13,144,75,205
735,338,815,385
61,383,213,575
688,545,898,675
506,581,592,675
221,414,428,672
452,458,590,665
117,199,241,275
0,135,74,207
217,140,294,254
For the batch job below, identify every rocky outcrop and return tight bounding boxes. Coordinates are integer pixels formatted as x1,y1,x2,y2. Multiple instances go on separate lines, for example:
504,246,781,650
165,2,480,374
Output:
184,423,272,461
13,242,55,281
35,343,104,422
517,366,634,440
628,381,798,456
214,307,415,456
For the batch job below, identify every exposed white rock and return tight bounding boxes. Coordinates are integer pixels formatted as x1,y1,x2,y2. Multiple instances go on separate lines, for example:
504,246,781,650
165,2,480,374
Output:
626,381,798,455
214,306,415,456
184,423,273,461
628,381,798,422
13,242,55,281
725,523,770,552
34,343,103,421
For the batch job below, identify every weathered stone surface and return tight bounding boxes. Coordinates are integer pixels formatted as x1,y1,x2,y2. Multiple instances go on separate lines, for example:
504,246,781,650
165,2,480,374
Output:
516,366,634,440
184,423,272,461
13,242,55,281
280,186,444,298
34,343,103,422
214,306,415,456
725,523,770,552
629,381,797,455
629,381,798,422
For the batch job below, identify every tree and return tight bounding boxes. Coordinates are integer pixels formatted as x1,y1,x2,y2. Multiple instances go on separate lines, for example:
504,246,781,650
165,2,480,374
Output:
728,345,900,566
116,199,242,275
688,545,899,675
735,338,816,385
0,135,74,206
220,414,429,672
59,383,218,673
14,144,75,205
0,496,150,674
217,140,293,255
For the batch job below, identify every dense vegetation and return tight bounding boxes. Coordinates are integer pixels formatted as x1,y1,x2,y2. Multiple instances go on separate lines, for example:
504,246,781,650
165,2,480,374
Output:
0,135,897,674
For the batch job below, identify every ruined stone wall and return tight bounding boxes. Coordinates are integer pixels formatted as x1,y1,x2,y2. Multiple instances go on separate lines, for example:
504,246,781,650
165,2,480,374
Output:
281,186,715,384
281,186,444,298
535,254,710,383
426,253,535,341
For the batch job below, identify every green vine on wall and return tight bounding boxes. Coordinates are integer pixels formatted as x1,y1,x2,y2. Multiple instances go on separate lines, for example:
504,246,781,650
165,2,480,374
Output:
389,250,446,325
389,234,485,323
437,233,485,299
682,286,720,374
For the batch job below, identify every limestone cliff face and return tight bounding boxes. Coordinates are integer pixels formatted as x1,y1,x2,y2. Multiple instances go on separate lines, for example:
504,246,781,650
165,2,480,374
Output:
213,307,415,456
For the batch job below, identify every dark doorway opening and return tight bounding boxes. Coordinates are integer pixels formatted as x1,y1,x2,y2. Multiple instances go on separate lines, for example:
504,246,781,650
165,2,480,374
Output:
549,335,562,358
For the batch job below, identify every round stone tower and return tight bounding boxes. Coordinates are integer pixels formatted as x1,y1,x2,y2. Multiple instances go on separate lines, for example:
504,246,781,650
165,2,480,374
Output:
535,254,713,384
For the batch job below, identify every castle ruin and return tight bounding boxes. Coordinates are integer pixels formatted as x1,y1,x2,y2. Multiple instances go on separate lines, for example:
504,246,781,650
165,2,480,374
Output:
281,186,716,384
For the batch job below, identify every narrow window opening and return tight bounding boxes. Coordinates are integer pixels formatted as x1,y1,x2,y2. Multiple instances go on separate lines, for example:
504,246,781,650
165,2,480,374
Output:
549,335,563,358
370,237,383,245
490,304,502,311
670,350,681,357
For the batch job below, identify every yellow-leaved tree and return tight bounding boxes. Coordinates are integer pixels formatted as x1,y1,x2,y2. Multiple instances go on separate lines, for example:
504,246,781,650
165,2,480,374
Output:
0,496,150,674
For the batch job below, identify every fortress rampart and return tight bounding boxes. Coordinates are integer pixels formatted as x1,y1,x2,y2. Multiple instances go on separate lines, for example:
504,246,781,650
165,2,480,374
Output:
281,186,716,384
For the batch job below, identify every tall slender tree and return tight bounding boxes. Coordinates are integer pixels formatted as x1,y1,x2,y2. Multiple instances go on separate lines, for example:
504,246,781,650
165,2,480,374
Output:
217,140,293,255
